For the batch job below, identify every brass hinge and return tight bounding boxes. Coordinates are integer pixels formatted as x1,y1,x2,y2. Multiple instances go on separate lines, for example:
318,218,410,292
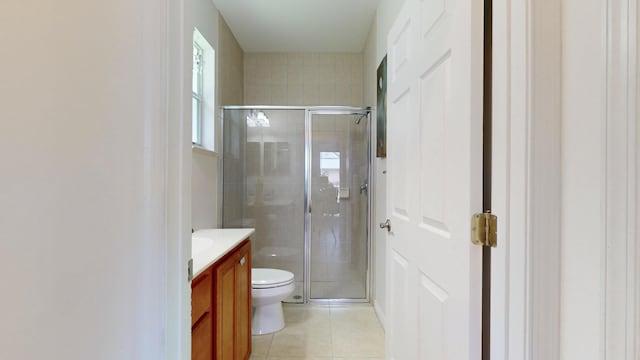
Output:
471,212,497,247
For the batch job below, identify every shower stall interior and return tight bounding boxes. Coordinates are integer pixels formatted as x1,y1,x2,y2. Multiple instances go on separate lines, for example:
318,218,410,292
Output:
222,106,371,303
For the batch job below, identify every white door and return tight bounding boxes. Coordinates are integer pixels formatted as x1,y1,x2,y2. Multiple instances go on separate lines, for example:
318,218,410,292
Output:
385,0,484,358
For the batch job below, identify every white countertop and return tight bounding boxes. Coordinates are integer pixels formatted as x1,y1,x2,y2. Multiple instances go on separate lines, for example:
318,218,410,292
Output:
192,228,255,278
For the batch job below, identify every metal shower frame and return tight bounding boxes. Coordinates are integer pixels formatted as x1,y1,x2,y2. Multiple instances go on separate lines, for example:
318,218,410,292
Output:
221,105,373,304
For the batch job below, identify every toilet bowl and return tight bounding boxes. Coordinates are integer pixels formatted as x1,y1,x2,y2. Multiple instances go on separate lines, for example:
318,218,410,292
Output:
251,268,295,335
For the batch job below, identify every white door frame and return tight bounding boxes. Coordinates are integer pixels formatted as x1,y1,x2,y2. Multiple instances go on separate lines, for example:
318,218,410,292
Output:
491,0,639,359
601,0,638,357
491,0,562,358
165,0,192,358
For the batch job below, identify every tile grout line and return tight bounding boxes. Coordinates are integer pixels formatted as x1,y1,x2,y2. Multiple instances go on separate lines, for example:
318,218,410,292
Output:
264,332,274,360
329,303,334,359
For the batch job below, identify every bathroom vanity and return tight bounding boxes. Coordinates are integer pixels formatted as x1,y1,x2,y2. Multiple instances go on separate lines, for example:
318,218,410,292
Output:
191,229,254,360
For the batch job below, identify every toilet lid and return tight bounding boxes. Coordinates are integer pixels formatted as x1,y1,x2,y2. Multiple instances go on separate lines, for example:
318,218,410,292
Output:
252,268,294,289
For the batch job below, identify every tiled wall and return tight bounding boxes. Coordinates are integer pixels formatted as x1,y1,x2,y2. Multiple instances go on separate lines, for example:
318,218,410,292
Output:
216,15,245,227
230,52,368,301
243,53,364,106
218,15,244,107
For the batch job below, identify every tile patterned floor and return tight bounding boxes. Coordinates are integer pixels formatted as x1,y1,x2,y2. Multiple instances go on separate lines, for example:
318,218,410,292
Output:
250,303,385,360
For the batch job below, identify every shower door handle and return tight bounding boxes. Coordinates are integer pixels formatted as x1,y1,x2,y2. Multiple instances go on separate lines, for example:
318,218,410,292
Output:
379,219,391,232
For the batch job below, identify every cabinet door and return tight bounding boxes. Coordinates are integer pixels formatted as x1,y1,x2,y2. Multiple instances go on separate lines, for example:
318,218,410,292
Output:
235,241,251,360
192,313,212,360
191,271,212,327
215,256,236,360
191,269,212,360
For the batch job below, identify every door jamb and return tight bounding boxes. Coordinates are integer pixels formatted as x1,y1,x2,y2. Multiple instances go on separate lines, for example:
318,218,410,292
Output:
490,0,562,359
166,0,191,358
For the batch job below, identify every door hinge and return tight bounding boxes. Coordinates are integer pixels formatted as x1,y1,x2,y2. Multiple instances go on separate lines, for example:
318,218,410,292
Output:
471,212,497,247
188,258,193,282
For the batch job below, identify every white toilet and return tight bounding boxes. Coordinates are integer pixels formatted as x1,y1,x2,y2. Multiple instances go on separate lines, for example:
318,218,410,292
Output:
251,268,295,335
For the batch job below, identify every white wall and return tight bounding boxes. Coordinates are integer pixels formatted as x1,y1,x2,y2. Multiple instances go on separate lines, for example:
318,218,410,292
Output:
192,148,219,230
191,0,220,230
0,0,178,358
362,0,406,327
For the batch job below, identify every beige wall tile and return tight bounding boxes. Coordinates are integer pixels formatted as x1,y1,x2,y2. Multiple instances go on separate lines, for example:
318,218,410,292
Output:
318,53,336,65
255,86,272,105
287,64,304,85
351,85,364,106
303,83,318,105
271,64,288,85
317,64,336,84
303,66,317,84
335,84,351,105
255,62,271,85
245,85,260,105
271,85,288,105
242,52,365,107
318,84,336,104
287,53,304,66
303,53,319,68
335,56,352,85
287,84,304,105
245,62,258,86
270,53,288,64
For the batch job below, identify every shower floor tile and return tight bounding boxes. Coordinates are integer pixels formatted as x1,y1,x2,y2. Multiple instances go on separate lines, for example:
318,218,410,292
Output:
250,303,384,360
309,280,366,299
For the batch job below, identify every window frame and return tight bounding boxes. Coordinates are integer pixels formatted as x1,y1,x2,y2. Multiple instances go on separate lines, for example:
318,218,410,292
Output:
192,42,204,145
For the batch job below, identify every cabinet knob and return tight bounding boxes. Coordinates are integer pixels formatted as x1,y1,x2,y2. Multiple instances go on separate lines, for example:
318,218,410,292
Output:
239,257,246,266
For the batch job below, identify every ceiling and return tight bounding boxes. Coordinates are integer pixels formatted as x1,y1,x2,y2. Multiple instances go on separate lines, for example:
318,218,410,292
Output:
211,0,380,53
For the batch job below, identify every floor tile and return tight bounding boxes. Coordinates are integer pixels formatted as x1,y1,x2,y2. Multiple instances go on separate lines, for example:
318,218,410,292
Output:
268,330,333,357
251,333,274,357
267,357,332,360
250,303,385,359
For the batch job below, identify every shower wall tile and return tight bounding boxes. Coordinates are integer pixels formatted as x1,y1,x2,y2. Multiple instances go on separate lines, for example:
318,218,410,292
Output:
318,84,336,104
351,85,364,106
303,84,319,105
244,85,259,104
303,53,319,68
303,66,317,84
335,86,351,105
271,65,288,84
255,86,272,105
318,64,336,84
287,84,304,105
287,65,304,84
243,52,365,106
287,53,304,66
318,53,336,65
271,85,288,104
255,64,271,85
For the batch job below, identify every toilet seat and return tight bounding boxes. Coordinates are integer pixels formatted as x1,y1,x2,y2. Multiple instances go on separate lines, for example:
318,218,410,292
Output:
252,268,294,289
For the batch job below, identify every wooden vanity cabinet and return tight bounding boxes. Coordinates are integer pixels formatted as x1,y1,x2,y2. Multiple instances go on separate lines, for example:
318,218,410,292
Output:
191,269,213,360
191,238,251,360
215,239,251,360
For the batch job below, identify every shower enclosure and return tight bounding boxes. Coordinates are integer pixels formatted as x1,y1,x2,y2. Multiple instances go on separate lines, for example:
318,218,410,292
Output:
222,106,371,303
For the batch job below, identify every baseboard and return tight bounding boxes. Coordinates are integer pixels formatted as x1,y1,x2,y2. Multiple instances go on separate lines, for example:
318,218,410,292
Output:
373,300,386,331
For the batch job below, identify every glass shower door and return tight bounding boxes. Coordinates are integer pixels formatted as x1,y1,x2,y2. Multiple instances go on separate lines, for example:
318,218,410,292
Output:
222,108,306,303
308,112,370,300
